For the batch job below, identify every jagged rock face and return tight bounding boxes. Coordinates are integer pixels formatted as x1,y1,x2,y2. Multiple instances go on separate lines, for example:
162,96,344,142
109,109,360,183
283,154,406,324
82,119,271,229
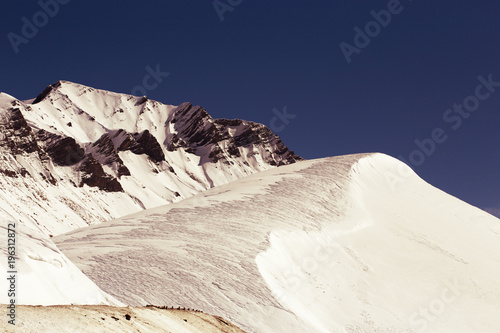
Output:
90,133,130,177
115,130,165,163
171,103,220,147
36,130,86,166
170,102,302,166
0,105,40,156
77,154,123,192
0,81,303,238
32,81,62,104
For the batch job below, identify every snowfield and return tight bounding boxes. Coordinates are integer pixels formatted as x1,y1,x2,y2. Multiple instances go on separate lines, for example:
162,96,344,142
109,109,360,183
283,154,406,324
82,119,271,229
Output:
54,153,500,333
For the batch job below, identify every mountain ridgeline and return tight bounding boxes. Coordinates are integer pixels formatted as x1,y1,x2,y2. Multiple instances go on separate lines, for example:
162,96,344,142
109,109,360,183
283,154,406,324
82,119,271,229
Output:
0,81,301,236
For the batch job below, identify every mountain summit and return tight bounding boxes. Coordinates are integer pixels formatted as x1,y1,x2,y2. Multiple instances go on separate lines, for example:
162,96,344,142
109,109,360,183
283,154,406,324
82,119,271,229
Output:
0,81,301,236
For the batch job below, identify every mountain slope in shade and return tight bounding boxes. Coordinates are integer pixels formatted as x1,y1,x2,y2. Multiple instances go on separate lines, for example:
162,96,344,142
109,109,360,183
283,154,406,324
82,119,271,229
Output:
0,81,301,237
54,153,500,332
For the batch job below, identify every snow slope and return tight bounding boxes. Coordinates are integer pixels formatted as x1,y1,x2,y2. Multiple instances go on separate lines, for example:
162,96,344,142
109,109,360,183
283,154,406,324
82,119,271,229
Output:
55,153,500,332
0,207,120,306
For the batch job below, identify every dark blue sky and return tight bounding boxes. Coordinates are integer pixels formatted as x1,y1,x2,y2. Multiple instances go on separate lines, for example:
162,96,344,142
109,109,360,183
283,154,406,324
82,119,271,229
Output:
1,0,499,215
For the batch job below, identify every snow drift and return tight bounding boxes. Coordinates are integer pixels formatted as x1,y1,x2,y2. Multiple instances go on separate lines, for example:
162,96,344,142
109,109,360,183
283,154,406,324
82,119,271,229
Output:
54,153,500,332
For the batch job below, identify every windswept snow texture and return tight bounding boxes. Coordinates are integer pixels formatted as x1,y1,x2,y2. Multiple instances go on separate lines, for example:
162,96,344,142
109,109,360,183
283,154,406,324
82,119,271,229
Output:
55,153,500,333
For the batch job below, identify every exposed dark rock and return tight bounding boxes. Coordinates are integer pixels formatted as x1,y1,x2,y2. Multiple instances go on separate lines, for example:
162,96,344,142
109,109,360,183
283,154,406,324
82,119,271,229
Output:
208,146,224,163
115,129,165,163
166,133,189,152
36,130,85,166
132,130,165,163
92,134,117,164
0,108,42,156
117,164,131,177
135,96,148,105
168,102,302,166
227,143,240,157
0,169,18,177
78,154,123,192
40,172,57,185
1,84,302,200
113,130,165,163
214,118,243,127
171,103,221,147
115,130,134,151
32,81,61,104
90,133,130,177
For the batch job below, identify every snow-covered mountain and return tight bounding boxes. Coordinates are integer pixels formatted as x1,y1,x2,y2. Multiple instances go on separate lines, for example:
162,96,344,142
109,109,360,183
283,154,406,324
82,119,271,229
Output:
0,80,301,237
0,80,300,316
54,153,500,333
2,81,499,332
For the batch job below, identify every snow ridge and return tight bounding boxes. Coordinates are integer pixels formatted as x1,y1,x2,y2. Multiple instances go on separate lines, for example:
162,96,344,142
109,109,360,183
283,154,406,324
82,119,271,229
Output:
54,153,500,333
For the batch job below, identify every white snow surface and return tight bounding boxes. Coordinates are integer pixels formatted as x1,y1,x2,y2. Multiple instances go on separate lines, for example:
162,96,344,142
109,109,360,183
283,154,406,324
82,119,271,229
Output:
54,153,500,333
0,207,121,306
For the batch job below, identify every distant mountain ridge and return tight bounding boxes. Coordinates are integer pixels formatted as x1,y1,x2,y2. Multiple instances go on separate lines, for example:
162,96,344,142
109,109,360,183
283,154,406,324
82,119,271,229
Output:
0,80,301,236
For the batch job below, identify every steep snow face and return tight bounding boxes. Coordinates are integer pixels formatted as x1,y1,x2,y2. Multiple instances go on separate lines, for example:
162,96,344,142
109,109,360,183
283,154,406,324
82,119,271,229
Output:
0,81,301,237
0,207,120,306
256,154,500,332
54,153,500,333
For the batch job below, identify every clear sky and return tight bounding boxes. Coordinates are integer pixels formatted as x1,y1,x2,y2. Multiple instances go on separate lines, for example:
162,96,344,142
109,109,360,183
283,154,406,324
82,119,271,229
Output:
1,0,499,216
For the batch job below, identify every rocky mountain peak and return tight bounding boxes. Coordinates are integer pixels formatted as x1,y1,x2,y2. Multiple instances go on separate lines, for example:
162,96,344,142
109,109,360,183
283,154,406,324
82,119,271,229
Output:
0,81,303,237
